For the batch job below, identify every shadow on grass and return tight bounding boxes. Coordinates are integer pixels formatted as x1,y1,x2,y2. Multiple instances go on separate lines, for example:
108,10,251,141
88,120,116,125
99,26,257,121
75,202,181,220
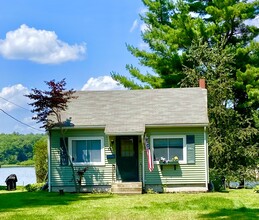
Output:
0,190,113,212
199,207,259,220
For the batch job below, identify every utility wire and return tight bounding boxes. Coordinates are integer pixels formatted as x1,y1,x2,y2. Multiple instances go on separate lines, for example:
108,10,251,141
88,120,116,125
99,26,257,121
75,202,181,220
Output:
0,96,31,112
0,108,44,132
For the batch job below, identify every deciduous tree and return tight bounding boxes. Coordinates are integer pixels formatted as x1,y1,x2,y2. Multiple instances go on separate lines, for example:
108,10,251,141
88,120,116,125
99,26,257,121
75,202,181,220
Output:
26,79,79,191
182,40,258,179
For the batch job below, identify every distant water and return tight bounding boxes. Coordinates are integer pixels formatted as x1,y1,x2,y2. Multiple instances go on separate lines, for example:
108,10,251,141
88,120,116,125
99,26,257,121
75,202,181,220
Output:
0,166,36,186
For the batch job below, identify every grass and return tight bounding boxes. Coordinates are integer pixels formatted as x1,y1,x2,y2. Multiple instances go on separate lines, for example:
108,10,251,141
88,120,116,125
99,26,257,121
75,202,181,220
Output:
0,188,258,220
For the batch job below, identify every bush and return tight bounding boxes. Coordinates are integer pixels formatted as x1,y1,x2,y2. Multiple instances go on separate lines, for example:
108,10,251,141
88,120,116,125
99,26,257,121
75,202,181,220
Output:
209,169,226,191
254,185,259,193
25,183,45,192
146,188,157,194
19,159,35,166
34,137,48,183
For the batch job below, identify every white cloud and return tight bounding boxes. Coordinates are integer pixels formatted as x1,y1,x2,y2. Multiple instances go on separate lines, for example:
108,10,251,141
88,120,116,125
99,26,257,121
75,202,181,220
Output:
130,19,139,33
81,76,126,91
0,24,86,64
13,121,43,134
0,84,29,111
139,7,148,15
244,15,259,41
20,116,43,133
22,116,36,124
189,12,199,18
138,42,149,50
245,15,259,27
140,23,148,33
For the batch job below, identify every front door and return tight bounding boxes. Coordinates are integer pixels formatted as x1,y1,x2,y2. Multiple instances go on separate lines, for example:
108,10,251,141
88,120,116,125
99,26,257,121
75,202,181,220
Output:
116,136,139,182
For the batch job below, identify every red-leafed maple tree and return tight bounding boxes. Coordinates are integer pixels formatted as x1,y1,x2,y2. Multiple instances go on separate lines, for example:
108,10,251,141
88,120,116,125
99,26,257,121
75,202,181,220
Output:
26,79,80,192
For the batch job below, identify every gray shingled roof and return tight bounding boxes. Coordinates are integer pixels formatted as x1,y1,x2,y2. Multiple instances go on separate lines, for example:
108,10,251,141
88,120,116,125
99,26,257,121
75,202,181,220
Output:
59,88,209,135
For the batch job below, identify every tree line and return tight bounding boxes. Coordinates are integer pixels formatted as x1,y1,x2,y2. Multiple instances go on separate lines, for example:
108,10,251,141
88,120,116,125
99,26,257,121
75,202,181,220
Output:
0,133,46,166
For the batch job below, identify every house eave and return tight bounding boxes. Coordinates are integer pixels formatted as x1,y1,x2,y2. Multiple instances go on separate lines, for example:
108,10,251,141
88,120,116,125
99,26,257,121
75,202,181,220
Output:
50,125,106,130
145,123,209,128
50,123,209,132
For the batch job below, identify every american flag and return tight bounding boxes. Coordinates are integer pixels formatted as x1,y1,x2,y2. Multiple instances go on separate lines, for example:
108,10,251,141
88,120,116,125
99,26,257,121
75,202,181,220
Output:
145,136,154,172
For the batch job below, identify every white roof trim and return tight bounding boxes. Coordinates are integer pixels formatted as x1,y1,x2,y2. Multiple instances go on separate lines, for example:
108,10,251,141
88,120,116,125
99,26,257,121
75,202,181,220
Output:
145,123,209,128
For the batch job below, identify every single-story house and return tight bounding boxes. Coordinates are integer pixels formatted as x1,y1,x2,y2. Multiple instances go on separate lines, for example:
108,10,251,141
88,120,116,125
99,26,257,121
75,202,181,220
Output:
48,80,209,193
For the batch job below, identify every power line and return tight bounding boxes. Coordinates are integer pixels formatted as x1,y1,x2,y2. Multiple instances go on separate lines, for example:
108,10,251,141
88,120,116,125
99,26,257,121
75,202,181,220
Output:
0,108,44,132
0,96,31,112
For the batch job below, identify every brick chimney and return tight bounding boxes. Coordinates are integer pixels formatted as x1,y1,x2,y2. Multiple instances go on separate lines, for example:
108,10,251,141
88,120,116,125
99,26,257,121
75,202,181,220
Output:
199,78,206,89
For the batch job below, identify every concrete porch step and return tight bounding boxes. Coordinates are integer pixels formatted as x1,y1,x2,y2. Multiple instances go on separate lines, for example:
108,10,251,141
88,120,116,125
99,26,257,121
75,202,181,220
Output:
111,182,142,194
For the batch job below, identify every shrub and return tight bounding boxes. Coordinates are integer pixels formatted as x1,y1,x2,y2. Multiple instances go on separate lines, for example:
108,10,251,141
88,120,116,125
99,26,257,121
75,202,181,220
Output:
254,185,259,193
25,183,45,192
19,159,35,166
146,188,157,194
209,169,226,191
34,137,48,183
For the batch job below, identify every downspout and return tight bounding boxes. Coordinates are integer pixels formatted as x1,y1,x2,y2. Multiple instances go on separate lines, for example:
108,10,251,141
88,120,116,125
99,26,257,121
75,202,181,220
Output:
204,126,209,190
47,131,51,192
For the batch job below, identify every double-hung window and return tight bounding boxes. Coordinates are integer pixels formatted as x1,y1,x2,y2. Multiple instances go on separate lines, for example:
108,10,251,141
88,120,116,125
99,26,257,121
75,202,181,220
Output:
68,137,104,166
151,135,187,164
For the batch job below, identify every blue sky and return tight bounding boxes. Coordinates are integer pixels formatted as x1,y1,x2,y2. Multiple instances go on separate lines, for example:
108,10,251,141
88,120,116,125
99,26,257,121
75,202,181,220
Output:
0,0,148,134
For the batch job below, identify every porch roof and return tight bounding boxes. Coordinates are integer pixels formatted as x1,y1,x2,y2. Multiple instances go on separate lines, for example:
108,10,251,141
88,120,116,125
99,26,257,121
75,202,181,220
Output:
104,123,145,135
58,87,209,133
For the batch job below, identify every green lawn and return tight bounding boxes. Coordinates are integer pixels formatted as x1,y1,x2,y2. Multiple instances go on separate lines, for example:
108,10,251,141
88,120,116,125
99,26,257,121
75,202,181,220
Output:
0,188,258,220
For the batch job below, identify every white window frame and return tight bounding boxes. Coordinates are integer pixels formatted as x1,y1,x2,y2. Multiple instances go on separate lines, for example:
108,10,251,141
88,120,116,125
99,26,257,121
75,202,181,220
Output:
151,135,187,164
68,137,105,166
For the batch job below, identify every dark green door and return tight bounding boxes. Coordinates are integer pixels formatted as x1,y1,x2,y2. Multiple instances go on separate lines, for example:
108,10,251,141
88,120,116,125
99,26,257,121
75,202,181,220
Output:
116,136,139,182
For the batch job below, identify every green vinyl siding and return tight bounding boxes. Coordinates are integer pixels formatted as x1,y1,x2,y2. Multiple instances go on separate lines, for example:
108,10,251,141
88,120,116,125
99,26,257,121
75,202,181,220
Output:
49,129,114,188
144,127,206,186
49,126,207,190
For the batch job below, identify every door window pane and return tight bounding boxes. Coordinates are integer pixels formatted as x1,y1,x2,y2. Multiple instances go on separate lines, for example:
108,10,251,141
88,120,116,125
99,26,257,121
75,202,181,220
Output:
121,138,134,157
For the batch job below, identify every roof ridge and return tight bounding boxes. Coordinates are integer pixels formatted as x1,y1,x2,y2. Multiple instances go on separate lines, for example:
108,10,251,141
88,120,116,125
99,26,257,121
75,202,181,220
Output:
76,87,205,93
